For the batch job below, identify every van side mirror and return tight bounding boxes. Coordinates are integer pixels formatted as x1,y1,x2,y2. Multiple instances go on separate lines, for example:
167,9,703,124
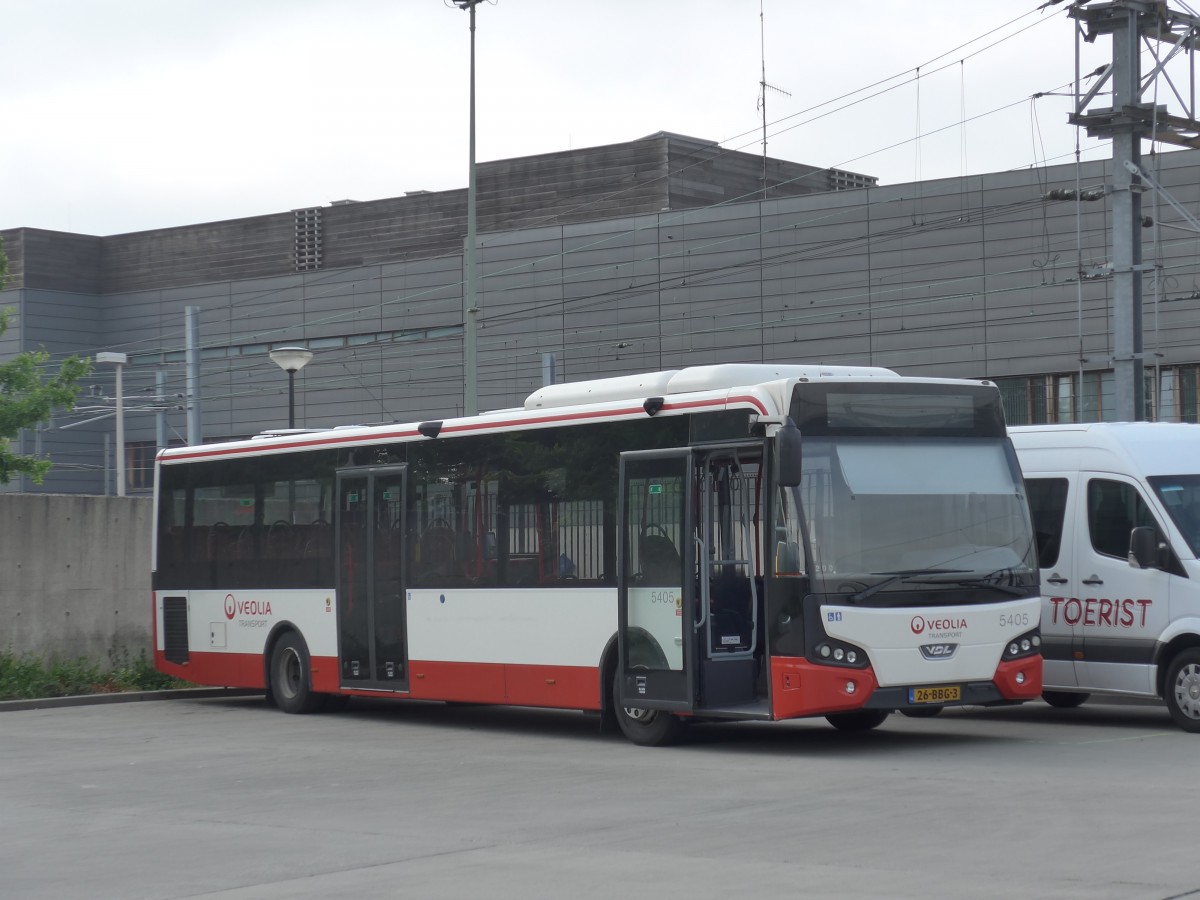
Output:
775,419,802,487
1128,526,1160,569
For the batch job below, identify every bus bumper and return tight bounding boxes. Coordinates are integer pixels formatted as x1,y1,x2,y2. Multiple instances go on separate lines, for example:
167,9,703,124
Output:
769,654,1043,719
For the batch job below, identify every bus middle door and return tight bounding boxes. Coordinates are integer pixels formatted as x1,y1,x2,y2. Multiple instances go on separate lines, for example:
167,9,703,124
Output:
336,466,410,692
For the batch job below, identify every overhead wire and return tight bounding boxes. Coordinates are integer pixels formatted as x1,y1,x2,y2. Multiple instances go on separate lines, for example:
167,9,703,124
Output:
30,2,1197,425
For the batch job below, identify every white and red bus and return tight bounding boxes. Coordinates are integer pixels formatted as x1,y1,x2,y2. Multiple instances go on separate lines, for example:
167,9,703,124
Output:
152,363,1042,744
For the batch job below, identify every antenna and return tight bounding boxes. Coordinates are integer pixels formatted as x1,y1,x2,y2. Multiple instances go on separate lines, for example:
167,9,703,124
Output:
758,0,791,199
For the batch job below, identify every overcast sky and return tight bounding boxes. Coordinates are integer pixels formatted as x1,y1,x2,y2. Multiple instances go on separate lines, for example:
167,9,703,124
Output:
1,0,1122,237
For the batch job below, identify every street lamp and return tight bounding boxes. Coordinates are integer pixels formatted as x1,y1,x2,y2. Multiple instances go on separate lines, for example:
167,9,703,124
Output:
269,346,313,429
96,352,128,497
455,0,482,416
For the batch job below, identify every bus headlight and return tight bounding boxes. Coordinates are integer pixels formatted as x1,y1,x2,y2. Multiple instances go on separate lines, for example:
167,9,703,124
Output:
813,640,869,669
1004,629,1041,661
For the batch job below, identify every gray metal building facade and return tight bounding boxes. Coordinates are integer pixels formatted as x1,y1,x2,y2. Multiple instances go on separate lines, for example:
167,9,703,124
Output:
2,132,1198,495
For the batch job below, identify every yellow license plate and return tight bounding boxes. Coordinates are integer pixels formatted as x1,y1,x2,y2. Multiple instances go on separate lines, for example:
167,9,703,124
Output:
909,685,961,704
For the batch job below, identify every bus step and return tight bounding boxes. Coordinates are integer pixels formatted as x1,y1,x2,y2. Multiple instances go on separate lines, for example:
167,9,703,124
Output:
693,699,772,720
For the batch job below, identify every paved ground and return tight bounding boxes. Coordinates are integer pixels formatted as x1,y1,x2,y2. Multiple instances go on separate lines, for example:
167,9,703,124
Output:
0,693,1193,899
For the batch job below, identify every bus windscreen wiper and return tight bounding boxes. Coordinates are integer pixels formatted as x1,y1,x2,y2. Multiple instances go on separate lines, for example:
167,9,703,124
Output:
850,568,969,602
942,569,1030,596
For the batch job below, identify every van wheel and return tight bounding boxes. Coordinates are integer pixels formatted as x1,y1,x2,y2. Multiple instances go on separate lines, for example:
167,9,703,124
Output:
269,632,326,714
1165,649,1200,733
612,668,684,746
1042,691,1089,709
826,709,890,732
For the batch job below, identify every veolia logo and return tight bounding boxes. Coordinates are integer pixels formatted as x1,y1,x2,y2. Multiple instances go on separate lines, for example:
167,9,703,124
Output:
224,594,237,620
910,616,926,635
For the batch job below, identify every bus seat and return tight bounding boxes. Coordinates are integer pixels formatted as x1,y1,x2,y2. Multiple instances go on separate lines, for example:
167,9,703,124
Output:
418,525,458,581
639,533,680,584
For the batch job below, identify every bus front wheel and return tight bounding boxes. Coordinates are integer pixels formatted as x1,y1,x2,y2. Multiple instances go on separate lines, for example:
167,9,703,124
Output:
899,705,944,718
269,632,326,714
825,709,890,732
612,669,684,746
1042,690,1089,709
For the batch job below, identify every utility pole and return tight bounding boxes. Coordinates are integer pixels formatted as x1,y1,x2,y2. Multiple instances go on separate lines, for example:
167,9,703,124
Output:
1069,1,1200,421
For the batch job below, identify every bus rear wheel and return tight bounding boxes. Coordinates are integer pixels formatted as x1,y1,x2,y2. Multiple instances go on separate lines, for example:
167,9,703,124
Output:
612,669,684,746
269,632,326,714
825,709,890,732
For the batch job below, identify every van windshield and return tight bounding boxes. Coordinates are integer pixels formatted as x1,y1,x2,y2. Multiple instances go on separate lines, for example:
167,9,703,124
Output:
1149,475,1200,557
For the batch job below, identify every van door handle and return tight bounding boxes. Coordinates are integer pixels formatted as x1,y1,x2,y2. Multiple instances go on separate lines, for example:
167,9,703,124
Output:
1046,574,1068,585
1082,575,1104,585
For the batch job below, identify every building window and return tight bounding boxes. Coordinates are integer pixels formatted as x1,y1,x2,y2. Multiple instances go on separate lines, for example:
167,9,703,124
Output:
127,441,158,492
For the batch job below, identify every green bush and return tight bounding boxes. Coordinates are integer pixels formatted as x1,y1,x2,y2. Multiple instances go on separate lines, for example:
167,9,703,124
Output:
0,649,188,700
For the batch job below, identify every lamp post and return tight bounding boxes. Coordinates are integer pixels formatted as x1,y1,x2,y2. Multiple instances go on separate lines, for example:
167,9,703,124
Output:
96,352,128,496
269,346,314,429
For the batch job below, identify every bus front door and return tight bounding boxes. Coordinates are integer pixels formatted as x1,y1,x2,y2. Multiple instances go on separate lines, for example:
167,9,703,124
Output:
336,466,409,691
618,450,697,714
617,447,767,720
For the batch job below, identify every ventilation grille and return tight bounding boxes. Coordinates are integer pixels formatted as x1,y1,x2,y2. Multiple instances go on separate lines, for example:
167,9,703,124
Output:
827,169,877,191
163,596,190,664
294,207,323,271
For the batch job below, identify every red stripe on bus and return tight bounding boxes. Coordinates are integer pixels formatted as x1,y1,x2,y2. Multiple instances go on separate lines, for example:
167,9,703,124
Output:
154,649,266,689
768,656,879,719
160,394,770,463
405,660,601,710
158,650,602,711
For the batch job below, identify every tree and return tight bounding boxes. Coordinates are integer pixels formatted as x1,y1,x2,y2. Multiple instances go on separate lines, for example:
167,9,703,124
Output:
0,238,92,484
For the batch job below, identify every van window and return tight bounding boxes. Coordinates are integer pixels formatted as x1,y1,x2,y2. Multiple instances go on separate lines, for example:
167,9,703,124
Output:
1025,478,1068,568
1148,475,1200,557
1087,479,1159,559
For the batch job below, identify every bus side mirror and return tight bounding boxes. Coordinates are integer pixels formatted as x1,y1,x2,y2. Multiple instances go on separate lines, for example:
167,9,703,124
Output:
1128,526,1160,569
775,419,802,487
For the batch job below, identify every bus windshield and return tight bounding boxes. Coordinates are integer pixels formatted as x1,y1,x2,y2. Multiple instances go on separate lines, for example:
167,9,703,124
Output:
799,436,1037,599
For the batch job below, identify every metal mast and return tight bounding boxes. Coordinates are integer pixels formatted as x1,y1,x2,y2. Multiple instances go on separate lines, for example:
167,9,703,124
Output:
1069,0,1200,421
757,0,790,200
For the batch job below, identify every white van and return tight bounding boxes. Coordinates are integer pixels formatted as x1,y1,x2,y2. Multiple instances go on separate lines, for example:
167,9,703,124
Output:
1009,423,1200,732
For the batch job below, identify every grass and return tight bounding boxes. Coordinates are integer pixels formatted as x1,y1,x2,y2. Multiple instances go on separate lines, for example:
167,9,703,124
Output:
0,649,190,701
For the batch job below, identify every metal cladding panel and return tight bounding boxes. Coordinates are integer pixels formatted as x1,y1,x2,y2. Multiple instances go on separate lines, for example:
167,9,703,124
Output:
21,289,102,350
7,142,1200,492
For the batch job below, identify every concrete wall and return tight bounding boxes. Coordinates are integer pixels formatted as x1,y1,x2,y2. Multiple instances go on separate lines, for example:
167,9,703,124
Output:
0,494,152,665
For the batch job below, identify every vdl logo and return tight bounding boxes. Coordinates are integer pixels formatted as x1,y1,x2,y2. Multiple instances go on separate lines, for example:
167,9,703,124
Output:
920,643,958,660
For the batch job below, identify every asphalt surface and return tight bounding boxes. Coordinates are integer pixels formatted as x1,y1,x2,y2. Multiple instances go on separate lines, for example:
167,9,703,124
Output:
0,692,1193,900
